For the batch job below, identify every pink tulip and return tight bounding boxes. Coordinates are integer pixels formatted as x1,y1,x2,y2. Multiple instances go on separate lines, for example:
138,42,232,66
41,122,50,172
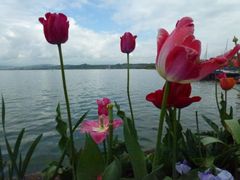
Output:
120,32,137,54
156,17,240,83
96,98,111,116
39,12,69,44
80,115,123,144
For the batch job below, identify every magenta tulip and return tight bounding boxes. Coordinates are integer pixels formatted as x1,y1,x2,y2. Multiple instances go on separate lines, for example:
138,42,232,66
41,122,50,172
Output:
97,98,111,116
39,12,69,44
80,115,123,144
120,32,137,53
156,17,240,83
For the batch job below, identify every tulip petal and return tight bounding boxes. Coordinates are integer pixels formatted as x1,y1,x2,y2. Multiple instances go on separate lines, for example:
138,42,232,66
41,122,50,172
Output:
165,46,200,82
113,119,123,129
156,29,169,63
80,120,99,133
90,131,107,144
174,96,201,108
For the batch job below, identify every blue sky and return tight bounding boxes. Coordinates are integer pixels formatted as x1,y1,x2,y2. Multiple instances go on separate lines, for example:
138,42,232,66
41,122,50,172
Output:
0,0,239,66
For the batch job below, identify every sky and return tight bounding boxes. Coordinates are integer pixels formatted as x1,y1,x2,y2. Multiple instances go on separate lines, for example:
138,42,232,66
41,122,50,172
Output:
0,0,240,66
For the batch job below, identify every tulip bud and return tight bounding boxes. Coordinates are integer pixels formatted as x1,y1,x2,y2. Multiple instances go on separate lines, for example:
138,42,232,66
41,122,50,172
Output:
120,32,137,54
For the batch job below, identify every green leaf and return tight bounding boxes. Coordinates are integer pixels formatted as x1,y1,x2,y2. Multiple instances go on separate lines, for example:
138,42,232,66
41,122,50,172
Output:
21,134,42,177
55,104,68,151
202,115,219,133
201,136,226,146
13,128,25,158
103,158,121,180
5,136,20,175
72,110,89,132
1,96,5,130
225,119,240,144
142,165,163,180
0,147,4,180
76,135,105,180
115,102,147,179
123,115,147,179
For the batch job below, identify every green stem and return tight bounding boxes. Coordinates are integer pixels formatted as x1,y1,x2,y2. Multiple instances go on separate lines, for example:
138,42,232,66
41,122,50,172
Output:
215,81,220,113
177,109,181,122
225,90,227,111
172,108,177,180
153,81,170,169
195,111,199,134
107,104,114,164
127,53,135,128
103,140,107,163
57,44,75,179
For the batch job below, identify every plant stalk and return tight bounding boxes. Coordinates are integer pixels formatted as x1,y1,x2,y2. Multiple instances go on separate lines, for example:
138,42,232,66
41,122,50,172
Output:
153,81,170,169
127,53,135,128
57,44,75,179
107,104,114,164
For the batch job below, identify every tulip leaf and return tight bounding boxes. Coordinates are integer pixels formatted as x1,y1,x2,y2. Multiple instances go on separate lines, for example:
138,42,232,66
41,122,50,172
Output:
202,115,219,133
224,119,240,144
1,96,5,129
13,128,25,158
200,136,226,146
0,147,4,180
72,110,89,132
55,104,69,151
102,158,121,180
21,134,42,177
76,135,104,180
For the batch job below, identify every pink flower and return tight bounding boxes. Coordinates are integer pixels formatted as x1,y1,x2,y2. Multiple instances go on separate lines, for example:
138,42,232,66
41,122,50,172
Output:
39,12,69,44
96,98,111,116
156,17,240,83
80,115,123,144
120,32,137,54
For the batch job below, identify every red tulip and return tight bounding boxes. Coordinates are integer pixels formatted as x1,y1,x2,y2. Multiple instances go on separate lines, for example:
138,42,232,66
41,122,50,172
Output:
220,77,236,90
156,17,240,83
146,82,201,109
39,12,69,44
120,32,137,53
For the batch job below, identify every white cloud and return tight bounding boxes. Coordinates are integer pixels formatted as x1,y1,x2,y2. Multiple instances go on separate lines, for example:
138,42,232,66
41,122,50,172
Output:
0,0,239,65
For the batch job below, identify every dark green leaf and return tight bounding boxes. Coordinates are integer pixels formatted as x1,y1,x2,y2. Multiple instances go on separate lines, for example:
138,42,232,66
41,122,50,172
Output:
21,134,42,176
143,165,163,180
76,135,105,180
1,96,5,130
115,102,147,179
202,115,219,133
0,147,4,180
225,119,240,144
103,158,121,180
55,104,68,151
73,110,89,132
13,128,25,158
5,137,20,175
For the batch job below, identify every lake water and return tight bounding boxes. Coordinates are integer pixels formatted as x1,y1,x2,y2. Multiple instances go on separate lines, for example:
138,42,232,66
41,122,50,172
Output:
0,69,240,172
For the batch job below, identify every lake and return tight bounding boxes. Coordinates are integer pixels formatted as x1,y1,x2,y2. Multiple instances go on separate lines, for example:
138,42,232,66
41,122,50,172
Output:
0,69,239,172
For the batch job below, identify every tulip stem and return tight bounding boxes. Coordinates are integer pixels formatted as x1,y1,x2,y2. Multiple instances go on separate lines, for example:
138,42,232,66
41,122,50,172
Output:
225,90,227,110
127,53,136,130
153,81,170,170
172,108,177,180
215,81,220,113
107,104,114,164
57,44,75,178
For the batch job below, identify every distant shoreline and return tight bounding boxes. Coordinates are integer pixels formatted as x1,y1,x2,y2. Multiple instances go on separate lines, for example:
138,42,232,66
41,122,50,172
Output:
0,63,155,70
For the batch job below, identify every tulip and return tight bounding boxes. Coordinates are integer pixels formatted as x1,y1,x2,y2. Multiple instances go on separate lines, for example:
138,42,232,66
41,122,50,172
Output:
80,115,123,144
156,16,240,83
97,98,111,116
146,82,201,109
220,77,236,91
39,12,69,44
120,32,137,54
120,32,137,131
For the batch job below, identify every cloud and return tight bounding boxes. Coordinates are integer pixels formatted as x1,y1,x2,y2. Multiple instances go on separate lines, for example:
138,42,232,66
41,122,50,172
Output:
0,0,239,65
